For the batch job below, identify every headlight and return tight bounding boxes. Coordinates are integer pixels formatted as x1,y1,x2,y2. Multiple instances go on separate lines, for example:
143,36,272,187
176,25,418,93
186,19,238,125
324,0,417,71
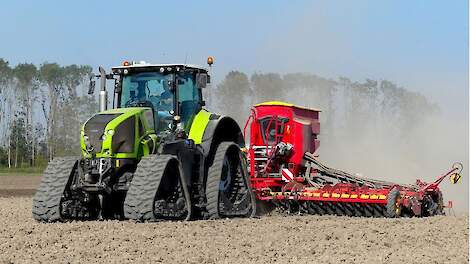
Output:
101,134,107,141
107,129,115,136
83,135,89,142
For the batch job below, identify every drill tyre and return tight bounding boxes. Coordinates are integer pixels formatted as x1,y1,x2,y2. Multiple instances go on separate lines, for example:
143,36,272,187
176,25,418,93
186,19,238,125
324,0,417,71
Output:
32,157,78,222
435,191,445,216
206,142,256,219
385,187,402,218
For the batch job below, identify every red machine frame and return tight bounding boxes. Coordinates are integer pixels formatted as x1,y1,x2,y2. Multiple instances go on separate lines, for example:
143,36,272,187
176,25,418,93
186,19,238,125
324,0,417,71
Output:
244,101,462,217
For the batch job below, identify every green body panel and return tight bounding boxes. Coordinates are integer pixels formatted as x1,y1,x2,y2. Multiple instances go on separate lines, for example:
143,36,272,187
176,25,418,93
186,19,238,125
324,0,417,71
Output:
188,109,212,144
80,105,213,160
80,107,156,160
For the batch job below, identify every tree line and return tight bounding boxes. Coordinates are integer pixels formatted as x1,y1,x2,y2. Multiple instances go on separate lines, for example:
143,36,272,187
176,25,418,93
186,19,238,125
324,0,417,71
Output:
0,58,97,168
210,71,439,146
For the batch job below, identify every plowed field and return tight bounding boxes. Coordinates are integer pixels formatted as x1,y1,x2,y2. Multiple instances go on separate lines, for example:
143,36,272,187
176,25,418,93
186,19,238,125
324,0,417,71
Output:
0,176,468,264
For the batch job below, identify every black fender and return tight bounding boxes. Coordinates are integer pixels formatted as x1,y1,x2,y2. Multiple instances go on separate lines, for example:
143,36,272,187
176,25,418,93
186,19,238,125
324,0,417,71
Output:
200,115,245,165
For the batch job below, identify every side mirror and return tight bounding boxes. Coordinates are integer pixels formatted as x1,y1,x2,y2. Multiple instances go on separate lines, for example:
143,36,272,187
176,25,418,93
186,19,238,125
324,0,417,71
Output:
88,76,96,95
196,73,208,88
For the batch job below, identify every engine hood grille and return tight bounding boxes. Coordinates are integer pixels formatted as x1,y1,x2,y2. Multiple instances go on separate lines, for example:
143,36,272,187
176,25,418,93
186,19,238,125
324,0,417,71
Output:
84,113,121,153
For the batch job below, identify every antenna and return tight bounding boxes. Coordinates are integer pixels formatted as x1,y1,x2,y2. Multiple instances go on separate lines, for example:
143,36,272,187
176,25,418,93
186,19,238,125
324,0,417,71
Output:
184,53,188,65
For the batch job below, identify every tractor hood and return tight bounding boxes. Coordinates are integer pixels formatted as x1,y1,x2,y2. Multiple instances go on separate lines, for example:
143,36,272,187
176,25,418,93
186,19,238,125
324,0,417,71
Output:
80,107,149,159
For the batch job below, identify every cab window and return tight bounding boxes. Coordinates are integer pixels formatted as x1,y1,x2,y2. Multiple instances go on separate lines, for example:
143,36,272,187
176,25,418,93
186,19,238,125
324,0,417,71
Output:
143,109,155,131
177,72,200,128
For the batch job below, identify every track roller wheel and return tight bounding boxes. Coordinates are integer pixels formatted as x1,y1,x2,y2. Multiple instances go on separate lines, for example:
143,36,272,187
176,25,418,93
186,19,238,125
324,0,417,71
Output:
385,187,402,218
124,155,191,221
206,142,256,219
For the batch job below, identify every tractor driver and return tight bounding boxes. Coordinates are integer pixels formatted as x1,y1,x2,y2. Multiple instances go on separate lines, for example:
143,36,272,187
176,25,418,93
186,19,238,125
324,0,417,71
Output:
126,81,153,108
158,80,173,111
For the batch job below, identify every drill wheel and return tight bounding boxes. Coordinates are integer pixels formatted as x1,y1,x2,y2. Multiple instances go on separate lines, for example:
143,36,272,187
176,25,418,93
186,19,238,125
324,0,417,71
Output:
385,187,402,218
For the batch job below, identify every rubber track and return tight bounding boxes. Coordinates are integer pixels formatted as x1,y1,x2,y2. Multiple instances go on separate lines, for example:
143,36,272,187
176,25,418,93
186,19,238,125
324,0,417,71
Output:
206,142,255,219
206,142,231,219
32,157,78,222
123,155,175,221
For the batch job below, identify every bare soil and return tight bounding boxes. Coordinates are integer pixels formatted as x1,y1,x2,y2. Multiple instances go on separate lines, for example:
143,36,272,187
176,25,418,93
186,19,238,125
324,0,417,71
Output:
0,175,41,197
0,176,468,264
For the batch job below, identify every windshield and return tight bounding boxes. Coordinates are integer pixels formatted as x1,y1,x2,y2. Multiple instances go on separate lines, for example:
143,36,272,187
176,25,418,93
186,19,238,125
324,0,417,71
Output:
121,72,174,132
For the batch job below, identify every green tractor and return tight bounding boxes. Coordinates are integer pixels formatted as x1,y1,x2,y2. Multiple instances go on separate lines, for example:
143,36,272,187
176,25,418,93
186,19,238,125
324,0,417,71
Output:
33,58,256,222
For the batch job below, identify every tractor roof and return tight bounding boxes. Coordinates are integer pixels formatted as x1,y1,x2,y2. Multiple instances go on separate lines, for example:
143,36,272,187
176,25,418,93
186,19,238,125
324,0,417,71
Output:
255,101,321,112
100,107,149,115
112,62,208,72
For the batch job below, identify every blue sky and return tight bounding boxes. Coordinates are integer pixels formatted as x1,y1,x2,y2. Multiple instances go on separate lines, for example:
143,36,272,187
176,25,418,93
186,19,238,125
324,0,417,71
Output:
1,0,468,116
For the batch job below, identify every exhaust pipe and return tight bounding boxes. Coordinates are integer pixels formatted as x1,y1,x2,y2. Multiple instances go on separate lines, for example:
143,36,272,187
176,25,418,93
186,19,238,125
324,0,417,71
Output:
98,66,107,112
99,90,107,112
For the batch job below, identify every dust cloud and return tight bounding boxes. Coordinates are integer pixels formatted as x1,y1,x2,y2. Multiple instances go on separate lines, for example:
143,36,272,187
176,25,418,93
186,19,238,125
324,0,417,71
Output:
319,114,468,212
285,85,468,212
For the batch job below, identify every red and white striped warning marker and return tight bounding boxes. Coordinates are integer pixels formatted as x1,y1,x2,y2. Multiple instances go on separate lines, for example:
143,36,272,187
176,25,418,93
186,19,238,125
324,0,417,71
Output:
281,168,294,182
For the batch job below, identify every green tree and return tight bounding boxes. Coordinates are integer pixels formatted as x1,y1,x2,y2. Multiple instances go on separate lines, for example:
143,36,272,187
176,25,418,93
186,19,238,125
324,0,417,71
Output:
39,63,65,160
9,118,28,167
0,59,12,90
215,71,252,125
0,59,14,167
251,73,285,104
14,63,38,165
63,64,93,99
0,59,96,166
39,63,95,159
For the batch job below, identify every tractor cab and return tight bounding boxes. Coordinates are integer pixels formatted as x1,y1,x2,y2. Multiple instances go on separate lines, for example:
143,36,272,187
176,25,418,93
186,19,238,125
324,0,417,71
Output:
111,62,210,133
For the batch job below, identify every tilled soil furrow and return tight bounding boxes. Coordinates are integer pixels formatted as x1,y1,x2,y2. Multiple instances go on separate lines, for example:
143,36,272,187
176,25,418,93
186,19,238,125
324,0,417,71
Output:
0,197,468,264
